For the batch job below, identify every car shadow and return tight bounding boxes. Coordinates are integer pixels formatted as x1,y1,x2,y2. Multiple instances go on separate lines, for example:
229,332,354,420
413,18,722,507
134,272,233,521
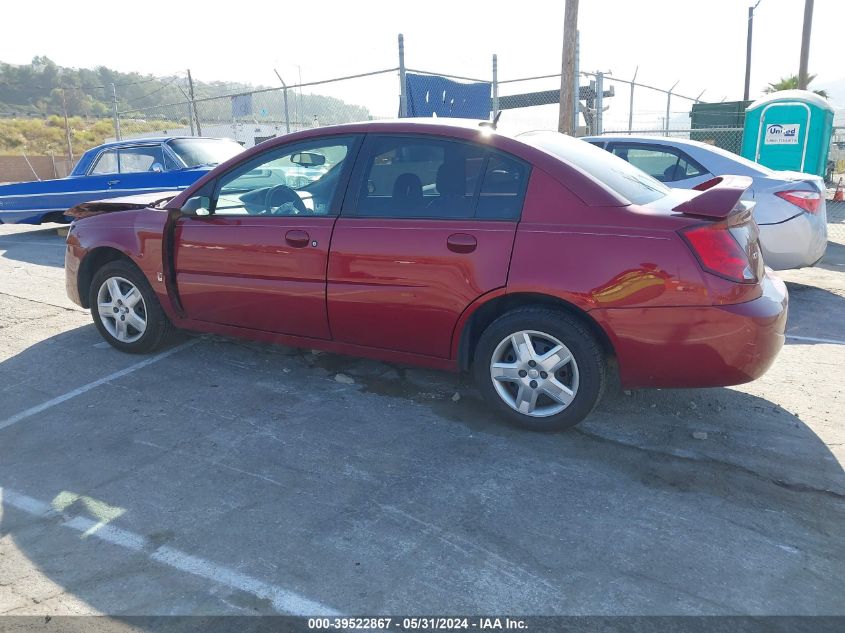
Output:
783,280,845,344
0,225,66,268
1,327,843,616
814,240,845,273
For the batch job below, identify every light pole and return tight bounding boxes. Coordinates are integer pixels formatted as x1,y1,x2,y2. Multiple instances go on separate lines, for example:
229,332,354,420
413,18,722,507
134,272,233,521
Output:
558,0,579,135
743,0,763,101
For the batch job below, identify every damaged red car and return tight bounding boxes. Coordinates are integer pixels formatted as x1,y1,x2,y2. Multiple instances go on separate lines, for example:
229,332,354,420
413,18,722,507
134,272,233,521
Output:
65,120,787,431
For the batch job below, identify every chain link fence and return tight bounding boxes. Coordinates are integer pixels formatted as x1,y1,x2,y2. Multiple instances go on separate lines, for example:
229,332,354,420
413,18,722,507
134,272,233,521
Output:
116,69,397,147
110,61,844,244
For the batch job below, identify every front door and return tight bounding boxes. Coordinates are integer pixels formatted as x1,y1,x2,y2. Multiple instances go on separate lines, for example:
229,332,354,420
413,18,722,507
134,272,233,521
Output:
173,135,361,338
327,134,530,358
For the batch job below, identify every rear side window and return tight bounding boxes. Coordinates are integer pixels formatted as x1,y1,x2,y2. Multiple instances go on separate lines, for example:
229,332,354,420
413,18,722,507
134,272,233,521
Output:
519,131,669,205
477,152,530,219
351,135,529,220
611,145,705,182
356,136,485,219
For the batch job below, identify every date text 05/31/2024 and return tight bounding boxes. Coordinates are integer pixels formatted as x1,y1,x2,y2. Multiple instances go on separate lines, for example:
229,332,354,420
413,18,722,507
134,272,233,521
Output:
307,617,528,630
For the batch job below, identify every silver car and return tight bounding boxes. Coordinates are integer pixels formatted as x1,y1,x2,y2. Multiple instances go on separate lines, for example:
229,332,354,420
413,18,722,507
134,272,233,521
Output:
584,135,827,270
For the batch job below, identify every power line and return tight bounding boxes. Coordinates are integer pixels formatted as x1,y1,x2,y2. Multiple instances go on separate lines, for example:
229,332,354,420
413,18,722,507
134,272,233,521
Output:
124,75,183,104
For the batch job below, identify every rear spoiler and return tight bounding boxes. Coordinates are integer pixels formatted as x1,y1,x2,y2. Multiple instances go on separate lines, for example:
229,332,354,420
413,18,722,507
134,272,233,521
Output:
672,175,752,220
66,191,177,220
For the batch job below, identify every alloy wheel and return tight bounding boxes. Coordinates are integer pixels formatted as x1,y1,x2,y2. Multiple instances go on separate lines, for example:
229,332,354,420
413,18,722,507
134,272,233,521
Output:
96,276,147,344
489,330,579,417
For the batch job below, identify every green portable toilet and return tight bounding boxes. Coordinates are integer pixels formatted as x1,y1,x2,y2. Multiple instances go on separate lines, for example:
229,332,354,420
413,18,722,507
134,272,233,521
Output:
741,89,834,177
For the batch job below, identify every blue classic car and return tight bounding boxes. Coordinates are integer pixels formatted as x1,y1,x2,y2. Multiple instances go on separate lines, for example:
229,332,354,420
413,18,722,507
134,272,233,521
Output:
0,136,244,224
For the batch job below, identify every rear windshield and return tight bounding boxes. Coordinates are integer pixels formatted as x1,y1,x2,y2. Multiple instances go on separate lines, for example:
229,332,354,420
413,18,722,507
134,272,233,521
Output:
518,131,669,205
691,141,774,176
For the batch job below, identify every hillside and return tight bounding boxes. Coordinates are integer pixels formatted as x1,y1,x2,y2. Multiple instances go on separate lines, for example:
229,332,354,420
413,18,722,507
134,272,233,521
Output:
0,57,373,154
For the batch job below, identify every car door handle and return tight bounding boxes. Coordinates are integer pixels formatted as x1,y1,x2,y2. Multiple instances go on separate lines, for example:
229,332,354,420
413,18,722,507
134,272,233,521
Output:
107,179,120,187
285,229,310,248
446,233,477,254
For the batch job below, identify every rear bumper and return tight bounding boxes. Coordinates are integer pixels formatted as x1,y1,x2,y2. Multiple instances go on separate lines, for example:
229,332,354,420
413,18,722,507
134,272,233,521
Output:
759,211,827,270
594,271,788,389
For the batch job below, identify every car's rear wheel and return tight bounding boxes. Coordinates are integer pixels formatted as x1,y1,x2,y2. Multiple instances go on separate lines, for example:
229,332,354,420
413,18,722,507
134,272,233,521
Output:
89,260,173,354
473,308,606,431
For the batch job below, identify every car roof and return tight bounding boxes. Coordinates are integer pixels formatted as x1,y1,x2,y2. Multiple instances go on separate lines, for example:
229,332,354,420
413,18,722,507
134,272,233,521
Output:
583,135,722,151
93,136,234,150
582,134,775,177
167,119,628,210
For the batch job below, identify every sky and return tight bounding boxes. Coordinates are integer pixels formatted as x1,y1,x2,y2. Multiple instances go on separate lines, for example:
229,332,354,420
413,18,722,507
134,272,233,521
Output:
2,0,840,128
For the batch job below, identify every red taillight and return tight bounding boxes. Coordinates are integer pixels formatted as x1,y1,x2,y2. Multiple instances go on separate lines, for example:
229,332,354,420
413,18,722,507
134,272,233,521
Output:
681,224,755,283
775,190,821,214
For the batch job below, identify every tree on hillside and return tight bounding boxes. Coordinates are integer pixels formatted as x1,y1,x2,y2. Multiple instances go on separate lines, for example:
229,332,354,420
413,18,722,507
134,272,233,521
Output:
764,74,829,98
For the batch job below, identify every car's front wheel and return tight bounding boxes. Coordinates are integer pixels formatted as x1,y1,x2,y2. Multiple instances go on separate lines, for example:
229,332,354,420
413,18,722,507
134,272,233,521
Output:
89,259,173,353
473,308,606,431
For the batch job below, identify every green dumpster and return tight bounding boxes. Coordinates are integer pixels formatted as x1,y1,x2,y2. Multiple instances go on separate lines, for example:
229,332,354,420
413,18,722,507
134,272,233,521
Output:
740,89,834,177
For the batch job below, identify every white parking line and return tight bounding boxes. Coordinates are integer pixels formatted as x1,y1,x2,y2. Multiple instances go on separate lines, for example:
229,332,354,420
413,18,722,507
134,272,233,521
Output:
0,487,338,615
786,334,845,345
0,338,200,432
0,239,65,247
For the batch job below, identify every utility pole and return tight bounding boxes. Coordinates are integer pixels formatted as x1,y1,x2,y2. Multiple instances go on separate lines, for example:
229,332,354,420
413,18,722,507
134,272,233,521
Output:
492,54,499,121
60,88,74,165
179,85,195,136
665,80,679,136
798,0,814,89
558,0,579,134
273,69,291,133
187,69,202,136
110,83,121,141
398,33,408,117
744,1,762,101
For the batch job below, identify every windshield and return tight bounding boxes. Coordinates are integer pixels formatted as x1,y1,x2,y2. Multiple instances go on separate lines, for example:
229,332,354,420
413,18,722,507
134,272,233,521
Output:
167,138,244,168
518,131,669,205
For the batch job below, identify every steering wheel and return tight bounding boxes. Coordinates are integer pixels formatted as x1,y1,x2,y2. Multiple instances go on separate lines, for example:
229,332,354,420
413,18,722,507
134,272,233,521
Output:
263,184,308,215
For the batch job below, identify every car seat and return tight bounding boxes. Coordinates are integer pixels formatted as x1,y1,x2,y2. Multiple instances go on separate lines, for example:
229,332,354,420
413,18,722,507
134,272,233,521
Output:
662,163,686,181
425,162,467,216
392,173,423,211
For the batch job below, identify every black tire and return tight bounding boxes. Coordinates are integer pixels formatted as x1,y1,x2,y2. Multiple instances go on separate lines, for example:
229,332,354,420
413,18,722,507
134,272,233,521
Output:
89,259,174,354
472,307,606,431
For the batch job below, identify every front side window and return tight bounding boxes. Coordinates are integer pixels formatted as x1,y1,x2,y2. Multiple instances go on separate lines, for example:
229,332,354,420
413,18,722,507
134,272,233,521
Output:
90,147,168,175
117,146,166,174
213,136,357,217
353,136,529,220
90,150,118,175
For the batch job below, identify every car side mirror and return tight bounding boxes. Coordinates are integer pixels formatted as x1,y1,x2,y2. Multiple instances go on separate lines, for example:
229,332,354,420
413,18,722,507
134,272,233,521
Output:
151,162,164,173
181,195,211,216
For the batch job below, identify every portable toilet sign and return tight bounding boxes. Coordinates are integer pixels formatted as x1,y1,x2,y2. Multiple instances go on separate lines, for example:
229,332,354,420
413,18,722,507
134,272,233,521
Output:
740,89,834,177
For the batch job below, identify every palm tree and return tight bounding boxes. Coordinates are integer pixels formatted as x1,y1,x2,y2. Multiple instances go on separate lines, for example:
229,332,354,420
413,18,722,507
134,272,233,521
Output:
764,74,829,98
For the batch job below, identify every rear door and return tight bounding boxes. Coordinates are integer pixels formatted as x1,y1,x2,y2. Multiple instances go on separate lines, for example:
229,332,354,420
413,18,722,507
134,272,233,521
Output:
327,134,530,358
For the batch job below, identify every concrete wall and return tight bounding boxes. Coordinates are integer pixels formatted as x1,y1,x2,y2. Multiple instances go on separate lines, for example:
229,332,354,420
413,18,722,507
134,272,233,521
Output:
0,155,72,184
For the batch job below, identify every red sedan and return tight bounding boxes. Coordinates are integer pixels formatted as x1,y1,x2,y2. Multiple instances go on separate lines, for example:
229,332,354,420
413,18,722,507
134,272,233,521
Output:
65,120,787,431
